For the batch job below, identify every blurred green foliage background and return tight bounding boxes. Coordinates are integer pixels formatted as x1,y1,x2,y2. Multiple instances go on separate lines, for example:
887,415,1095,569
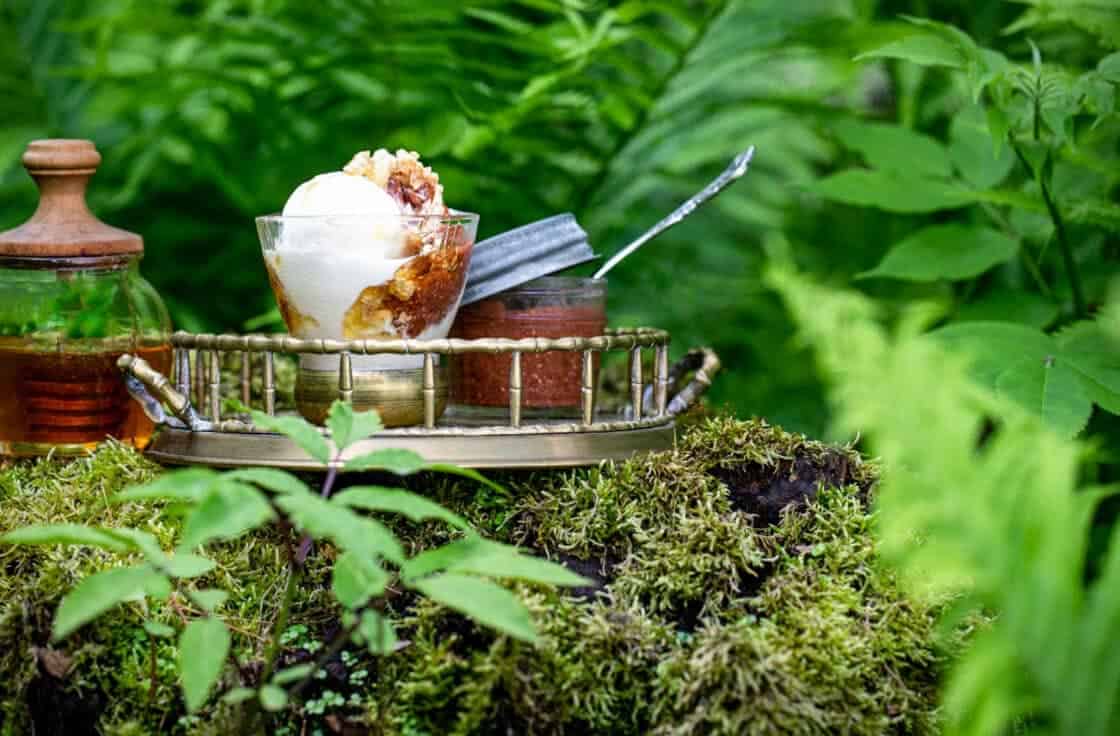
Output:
1,0,1117,438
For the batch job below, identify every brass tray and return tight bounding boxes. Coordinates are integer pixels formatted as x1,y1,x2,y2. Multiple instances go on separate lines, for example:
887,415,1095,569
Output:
120,329,719,470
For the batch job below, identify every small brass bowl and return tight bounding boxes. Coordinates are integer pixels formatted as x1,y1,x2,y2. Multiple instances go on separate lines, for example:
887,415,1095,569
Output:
295,363,449,427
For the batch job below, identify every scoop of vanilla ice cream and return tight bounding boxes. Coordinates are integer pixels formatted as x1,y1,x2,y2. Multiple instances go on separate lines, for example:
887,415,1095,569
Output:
283,171,399,217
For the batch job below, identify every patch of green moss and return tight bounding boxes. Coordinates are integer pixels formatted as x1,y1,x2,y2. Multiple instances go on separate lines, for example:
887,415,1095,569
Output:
0,418,948,735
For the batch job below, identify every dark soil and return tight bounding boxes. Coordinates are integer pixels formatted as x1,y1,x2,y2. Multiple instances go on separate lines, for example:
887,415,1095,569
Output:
27,671,103,736
554,552,622,601
711,451,859,528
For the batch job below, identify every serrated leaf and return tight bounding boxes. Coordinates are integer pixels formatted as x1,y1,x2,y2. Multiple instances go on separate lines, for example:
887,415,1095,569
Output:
932,321,1119,436
412,573,537,643
859,225,1017,282
1,524,134,554
53,565,164,640
332,551,390,609
996,358,1092,438
180,481,276,550
326,401,383,451
856,33,965,68
180,617,230,712
224,468,310,496
1057,322,1120,414
358,610,398,655
271,664,314,685
423,464,508,496
949,106,1015,189
276,493,403,564
332,487,470,530
144,621,176,638
250,410,331,464
113,468,220,504
445,541,590,587
401,538,482,582
162,553,216,579
343,448,426,474
259,684,288,712
832,119,951,179
191,589,229,612
810,170,974,213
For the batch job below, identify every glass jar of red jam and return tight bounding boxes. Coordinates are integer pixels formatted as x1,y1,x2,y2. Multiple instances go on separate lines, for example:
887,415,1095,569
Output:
450,277,606,410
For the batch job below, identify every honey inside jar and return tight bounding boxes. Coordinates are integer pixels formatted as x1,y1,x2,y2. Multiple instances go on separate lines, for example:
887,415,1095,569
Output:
0,339,172,454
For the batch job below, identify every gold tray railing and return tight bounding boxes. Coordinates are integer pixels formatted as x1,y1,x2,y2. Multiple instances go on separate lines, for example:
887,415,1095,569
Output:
121,328,718,436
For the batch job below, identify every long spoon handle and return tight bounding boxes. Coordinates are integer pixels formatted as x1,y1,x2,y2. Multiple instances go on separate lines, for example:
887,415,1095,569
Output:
593,146,755,280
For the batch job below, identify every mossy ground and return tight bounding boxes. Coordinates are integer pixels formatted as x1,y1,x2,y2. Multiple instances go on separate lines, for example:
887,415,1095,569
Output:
0,418,952,735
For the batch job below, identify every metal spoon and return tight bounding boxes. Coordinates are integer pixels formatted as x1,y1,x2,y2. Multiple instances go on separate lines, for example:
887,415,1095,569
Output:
592,146,755,280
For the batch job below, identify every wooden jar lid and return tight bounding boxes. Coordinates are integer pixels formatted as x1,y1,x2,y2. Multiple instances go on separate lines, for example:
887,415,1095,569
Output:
0,139,143,258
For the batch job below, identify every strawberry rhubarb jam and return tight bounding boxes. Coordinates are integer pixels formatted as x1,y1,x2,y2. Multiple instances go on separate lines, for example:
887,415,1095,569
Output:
450,277,606,409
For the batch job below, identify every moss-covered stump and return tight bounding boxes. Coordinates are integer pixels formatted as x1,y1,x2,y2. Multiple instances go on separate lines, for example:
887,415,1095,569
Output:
0,419,950,735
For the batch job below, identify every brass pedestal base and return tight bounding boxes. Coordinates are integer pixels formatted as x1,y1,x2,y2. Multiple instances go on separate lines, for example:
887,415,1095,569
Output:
295,364,449,427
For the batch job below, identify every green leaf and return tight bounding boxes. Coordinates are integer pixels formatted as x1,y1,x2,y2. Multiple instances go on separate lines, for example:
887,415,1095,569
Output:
250,410,332,464
856,33,965,68
276,493,404,564
53,565,164,640
191,589,230,612
955,290,1059,330
224,468,310,496
1057,322,1120,415
180,481,276,549
2,524,134,554
332,487,470,530
326,400,383,451
401,538,482,582
271,664,314,685
412,573,537,643
343,448,426,474
179,617,230,713
932,320,1120,436
143,621,176,638
358,610,398,655
444,542,591,587
222,687,256,705
162,553,216,579
113,468,220,504
810,170,974,213
995,358,1092,438
259,684,288,712
859,225,1017,282
332,551,390,609
832,119,951,179
949,106,1014,189
423,464,508,496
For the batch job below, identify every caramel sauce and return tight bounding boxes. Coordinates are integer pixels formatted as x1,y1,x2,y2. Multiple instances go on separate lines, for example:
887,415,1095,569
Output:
0,339,172,453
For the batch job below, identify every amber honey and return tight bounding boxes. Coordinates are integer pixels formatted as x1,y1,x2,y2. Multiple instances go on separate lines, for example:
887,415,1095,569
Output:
0,339,172,455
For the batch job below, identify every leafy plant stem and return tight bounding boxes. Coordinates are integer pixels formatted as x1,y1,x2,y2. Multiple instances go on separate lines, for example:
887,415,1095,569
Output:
295,453,341,564
287,615,362,700
260,564,301,684
1010,138,1086,318
148,633,158,704
979,202,1053,298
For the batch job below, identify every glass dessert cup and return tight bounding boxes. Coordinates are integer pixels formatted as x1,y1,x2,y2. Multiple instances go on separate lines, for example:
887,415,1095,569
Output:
256,211,478,426
0,255,172,456
450,277,607,418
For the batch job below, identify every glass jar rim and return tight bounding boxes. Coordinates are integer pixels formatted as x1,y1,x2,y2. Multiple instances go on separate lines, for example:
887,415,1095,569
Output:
0,253,139,271
256,209,479,224
494,276,606,296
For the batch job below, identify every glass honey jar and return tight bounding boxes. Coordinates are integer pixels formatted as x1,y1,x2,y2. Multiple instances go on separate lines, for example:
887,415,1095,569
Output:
0,140,172,456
